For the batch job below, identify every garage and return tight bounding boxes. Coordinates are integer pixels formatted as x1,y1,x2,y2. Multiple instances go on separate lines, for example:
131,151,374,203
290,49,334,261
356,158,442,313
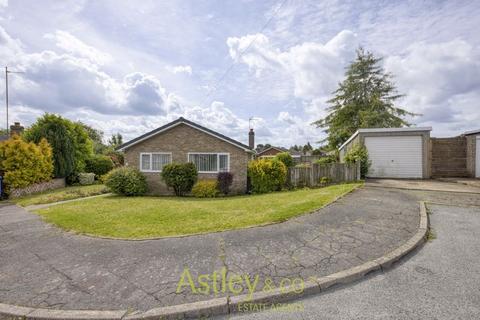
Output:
339,127,431,179
365,136,423,178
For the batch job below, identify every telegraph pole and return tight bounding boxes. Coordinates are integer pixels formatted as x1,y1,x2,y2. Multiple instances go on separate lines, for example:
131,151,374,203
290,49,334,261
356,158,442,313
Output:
5,67,8,134
4,66,24,134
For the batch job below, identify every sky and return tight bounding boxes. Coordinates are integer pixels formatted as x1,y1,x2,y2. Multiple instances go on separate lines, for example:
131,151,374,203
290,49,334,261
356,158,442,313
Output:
0,0,479,148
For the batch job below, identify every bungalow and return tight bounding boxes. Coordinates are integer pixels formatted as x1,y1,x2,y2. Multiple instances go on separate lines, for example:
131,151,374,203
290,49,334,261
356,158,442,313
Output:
256,146,302,160
118,117,255,195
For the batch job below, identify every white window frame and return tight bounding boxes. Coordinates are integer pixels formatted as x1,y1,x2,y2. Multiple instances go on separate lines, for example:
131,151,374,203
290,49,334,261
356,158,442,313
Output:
187,152,230,173
139,152,172,172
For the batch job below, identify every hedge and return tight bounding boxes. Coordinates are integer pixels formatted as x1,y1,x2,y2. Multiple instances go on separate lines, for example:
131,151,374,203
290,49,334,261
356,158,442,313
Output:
0,136,54,191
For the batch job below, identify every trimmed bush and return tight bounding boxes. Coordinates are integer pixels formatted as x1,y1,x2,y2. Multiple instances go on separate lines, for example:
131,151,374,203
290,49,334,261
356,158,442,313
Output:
192,180,219,198
344,144,370,178
315,155,337,165
247,158,287,194
105,167,147,196
217,172,234,195
274,152,295,168
0,136,53,192
85,155,114,177
78,172,95,185
161,162,198,196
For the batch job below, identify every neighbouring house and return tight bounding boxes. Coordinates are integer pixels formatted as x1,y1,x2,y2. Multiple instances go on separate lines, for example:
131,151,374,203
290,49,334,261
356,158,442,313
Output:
339,127,432,179
256,146,302,160
117,117,255,195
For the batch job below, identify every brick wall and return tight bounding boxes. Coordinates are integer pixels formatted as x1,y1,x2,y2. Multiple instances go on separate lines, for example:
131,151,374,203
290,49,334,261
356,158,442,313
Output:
466,135,477,177
124,123,252,195
9,178,66,199
431,137,469,177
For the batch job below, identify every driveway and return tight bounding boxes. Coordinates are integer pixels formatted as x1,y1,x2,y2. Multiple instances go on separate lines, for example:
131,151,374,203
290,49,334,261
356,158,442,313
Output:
218,192,480,319
366,178,480,193
0,186,419,312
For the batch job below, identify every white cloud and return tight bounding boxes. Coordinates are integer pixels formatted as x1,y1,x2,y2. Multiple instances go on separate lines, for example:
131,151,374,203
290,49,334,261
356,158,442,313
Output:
0,0,7,8
0,24,254,145
384,39,480,135
44,30,112,65
166,65,192,75
227,30,358,99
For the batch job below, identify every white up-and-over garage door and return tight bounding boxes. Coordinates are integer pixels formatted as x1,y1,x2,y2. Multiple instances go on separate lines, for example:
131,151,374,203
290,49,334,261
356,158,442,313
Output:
365,136,423,178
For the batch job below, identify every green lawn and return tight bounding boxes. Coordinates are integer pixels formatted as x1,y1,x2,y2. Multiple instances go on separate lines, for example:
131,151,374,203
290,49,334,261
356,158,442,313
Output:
13,184,109,207
35,183,362,239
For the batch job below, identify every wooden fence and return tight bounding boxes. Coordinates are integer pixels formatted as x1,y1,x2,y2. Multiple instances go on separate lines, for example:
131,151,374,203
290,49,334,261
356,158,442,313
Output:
288,162,360,188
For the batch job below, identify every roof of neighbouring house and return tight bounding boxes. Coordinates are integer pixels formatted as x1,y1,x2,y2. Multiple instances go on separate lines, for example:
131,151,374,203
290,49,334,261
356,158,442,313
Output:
117,117,254,152
257,146,287,155
338,127,433,151
464,129,480,136
0,135,8,142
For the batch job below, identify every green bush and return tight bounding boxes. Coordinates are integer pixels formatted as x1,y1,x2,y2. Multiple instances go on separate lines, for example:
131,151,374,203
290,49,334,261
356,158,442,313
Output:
85,155,114,177
0,136,53,192
274,152,295,168
192,179,219,198
319,176,331,186
344,144,370,178
315,155,337,165
105,167,147,196
78,172,95,185
161,162,198,196
247,158,287,194
217,172,234,195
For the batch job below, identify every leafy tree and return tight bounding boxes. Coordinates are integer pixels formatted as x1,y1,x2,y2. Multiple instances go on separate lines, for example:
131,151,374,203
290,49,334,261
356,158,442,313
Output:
24,114,93,178
108,133,123,149
302,142,313,154
313,48,414,150
274,152,295,168
255,143,271,153
79,123,107,154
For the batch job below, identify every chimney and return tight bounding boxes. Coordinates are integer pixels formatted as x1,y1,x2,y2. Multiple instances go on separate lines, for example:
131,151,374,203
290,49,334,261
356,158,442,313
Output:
248,128,255,149
10,122,24,137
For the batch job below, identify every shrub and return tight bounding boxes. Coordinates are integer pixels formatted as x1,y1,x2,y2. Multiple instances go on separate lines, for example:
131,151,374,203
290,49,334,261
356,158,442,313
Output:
247,158,287,194
315,155,337,165
274,152,295,168
85,155,114,177
0,136,53,192
344,144,370,178
105,150,124,167
217,172,234,195
23,114,93,178
78,172,95,185
192,180,219,198
319,176,331,186
105,167,147,196
161,162,198,196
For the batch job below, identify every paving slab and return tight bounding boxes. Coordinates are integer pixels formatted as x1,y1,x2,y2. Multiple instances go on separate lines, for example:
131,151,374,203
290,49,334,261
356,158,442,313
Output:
0,187,419,312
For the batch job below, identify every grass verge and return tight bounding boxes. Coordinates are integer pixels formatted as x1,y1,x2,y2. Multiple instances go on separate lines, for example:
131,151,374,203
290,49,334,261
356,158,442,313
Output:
36,182,362,239
13,184,109,207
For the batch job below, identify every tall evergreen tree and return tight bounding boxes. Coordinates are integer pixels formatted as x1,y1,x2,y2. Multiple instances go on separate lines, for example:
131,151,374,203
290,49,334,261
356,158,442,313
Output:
314,48,414,150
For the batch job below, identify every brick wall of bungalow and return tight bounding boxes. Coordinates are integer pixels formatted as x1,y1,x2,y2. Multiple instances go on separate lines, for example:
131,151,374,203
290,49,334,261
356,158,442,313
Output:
124,123,253,195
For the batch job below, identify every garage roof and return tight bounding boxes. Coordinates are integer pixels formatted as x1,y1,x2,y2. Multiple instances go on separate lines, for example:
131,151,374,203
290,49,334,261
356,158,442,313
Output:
339,127,432,151
464,129,480,136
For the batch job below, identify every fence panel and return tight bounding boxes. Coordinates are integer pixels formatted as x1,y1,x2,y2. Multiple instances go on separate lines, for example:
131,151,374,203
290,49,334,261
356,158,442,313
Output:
288,162,360,188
